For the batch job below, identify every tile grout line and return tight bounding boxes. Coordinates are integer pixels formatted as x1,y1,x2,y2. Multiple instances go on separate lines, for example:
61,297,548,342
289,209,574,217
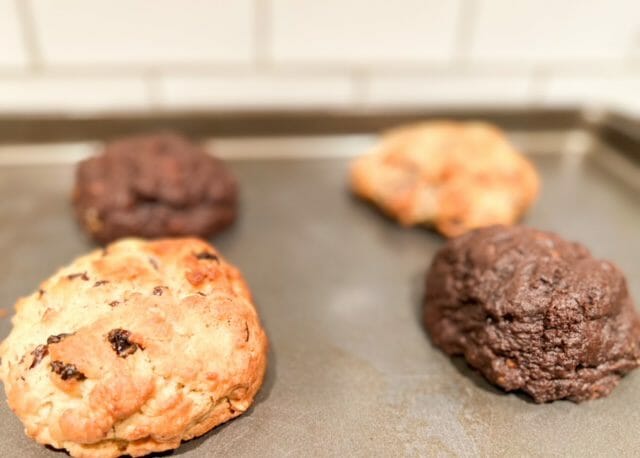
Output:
351,69,368,109
15,0,43,73
625,29,640,64
254,0,270,70
453,0,477,67
145,69,163,111
529,66,550,105
0,61,638,80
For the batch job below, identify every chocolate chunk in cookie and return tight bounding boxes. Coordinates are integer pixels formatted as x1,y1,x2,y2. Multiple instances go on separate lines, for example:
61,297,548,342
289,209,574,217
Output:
47,333,73,345
50,361,86,381
195,251,219,262
424,225,640,402
29,345,48,370
73,132,238,243
107,329,141,358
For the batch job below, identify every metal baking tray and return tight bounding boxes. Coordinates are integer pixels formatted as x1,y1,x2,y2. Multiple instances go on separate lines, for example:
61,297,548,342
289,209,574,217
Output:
0,108,639,456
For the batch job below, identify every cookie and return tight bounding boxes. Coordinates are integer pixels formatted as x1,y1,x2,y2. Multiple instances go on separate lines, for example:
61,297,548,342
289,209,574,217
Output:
424,225,640,403
73,132,238,243
0,238,268,457
350,121,539,237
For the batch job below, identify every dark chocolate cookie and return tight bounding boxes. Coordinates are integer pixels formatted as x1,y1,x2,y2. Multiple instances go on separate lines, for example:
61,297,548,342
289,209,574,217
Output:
424,225,640,403
73,132,237,243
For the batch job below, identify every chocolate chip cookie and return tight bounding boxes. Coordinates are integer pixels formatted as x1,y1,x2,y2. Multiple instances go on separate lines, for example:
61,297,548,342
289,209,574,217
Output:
424,225,640,402
73,132,238,243
350,121,539,237
0,238,268,457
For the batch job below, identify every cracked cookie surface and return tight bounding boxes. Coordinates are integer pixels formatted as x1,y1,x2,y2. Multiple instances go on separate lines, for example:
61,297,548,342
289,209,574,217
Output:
424,225,640,402
0,238,268,457
350,121,539,237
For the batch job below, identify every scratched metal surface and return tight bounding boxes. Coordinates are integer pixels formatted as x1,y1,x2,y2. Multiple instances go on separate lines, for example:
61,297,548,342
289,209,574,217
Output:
0,132,639,457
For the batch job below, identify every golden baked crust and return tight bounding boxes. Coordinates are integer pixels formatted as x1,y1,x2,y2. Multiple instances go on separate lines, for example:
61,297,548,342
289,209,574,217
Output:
0,238,267,458
350,121,540,237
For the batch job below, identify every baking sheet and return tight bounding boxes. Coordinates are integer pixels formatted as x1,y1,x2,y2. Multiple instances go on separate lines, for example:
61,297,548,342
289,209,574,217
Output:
1,123,639,457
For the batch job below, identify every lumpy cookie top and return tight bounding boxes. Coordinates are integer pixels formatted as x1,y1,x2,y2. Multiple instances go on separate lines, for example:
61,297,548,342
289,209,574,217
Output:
424,225,640,402
0,238,267,458
350,121,539,237
73,132,238,243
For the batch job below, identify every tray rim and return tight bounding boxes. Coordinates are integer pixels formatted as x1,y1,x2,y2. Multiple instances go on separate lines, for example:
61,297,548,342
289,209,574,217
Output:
0,106,633,134
0,106,636,163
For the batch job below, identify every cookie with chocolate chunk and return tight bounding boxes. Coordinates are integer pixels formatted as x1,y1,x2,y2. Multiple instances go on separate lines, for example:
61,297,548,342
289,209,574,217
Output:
73,132,238,243
350,121,539,237
0,238,268,457
424,225,640,402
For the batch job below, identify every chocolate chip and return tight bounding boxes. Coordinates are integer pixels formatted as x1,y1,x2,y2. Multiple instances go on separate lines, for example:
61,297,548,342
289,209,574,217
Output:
29,345,48,369
148,257,159,271
152,286,165,296
67,272,89,281
197,292,206,296
107,329,142,358
244,322,250,342
38,289,45,298
29,333,74,369
50,361,86,381
195,251,219,262
109,301,120,307
46,333,73,345
93,280,109,287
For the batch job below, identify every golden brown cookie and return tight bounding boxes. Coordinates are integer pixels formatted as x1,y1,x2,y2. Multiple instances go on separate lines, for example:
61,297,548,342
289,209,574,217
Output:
350,121,540,237
0,238,267,457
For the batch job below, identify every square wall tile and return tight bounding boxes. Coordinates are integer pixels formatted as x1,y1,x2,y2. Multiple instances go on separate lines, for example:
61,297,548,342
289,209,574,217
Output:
270,0,460,64
470,0,640,62
0,0,27,68
158,74,354,108
31,0,254,66
365,74,533,106
542,75,640,114
0,76,149,112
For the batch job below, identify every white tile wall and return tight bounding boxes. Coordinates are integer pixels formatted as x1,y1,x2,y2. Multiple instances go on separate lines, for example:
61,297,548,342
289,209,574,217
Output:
470,0,640,62
0,0,27,68
158,74,355,109
31,0,254,66
0,0,638,115
0,77,149,112
543,75,640,114
365,74,533,107
270,0,461,64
